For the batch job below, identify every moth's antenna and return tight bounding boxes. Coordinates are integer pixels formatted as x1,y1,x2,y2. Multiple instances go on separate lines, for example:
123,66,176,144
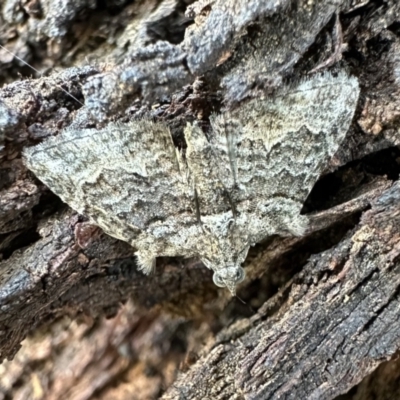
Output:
0,44,85,108
235,294,246,304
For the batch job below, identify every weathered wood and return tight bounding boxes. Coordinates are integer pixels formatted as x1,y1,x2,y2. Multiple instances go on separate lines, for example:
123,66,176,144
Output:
1,0,400,398
164,181,400,399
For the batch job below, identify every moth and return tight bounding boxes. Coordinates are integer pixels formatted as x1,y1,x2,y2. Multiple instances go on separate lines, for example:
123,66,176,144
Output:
24,73,360,295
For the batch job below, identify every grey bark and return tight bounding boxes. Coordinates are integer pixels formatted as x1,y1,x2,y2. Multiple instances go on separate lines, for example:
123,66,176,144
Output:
1,0,400,399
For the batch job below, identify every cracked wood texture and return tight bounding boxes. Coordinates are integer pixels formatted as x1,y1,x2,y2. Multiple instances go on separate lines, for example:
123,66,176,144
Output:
1,0,400,399
164,181,400,399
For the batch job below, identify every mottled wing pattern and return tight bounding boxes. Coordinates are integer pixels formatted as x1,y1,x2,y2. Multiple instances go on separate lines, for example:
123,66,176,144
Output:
210,73,360,240
24,121,196,246
184,123,233,217
23,72,360,292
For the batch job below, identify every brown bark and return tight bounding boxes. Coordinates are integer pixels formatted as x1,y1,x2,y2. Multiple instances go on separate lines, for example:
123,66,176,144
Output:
164,181,400,399
1,0,400,399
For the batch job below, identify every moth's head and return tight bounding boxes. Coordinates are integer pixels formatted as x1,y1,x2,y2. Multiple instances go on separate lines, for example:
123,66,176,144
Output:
212,265,246,296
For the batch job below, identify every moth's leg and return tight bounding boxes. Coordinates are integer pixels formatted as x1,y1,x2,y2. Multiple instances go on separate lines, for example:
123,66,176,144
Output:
286,214,309,236
266,199,309,237
136,250,156,275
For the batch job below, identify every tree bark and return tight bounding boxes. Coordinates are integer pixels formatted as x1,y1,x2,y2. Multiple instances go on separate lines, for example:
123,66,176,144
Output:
1,0,400,399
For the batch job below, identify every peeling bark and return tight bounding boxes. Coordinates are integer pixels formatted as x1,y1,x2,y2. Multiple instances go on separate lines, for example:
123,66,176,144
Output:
164,181,400,399
1,0,400,399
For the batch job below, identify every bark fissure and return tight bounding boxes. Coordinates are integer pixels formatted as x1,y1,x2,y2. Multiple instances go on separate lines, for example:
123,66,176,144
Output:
1,0,400,399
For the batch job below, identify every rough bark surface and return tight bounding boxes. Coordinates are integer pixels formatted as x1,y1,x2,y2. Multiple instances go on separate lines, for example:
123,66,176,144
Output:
164,181,400,399
1,0,400,399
